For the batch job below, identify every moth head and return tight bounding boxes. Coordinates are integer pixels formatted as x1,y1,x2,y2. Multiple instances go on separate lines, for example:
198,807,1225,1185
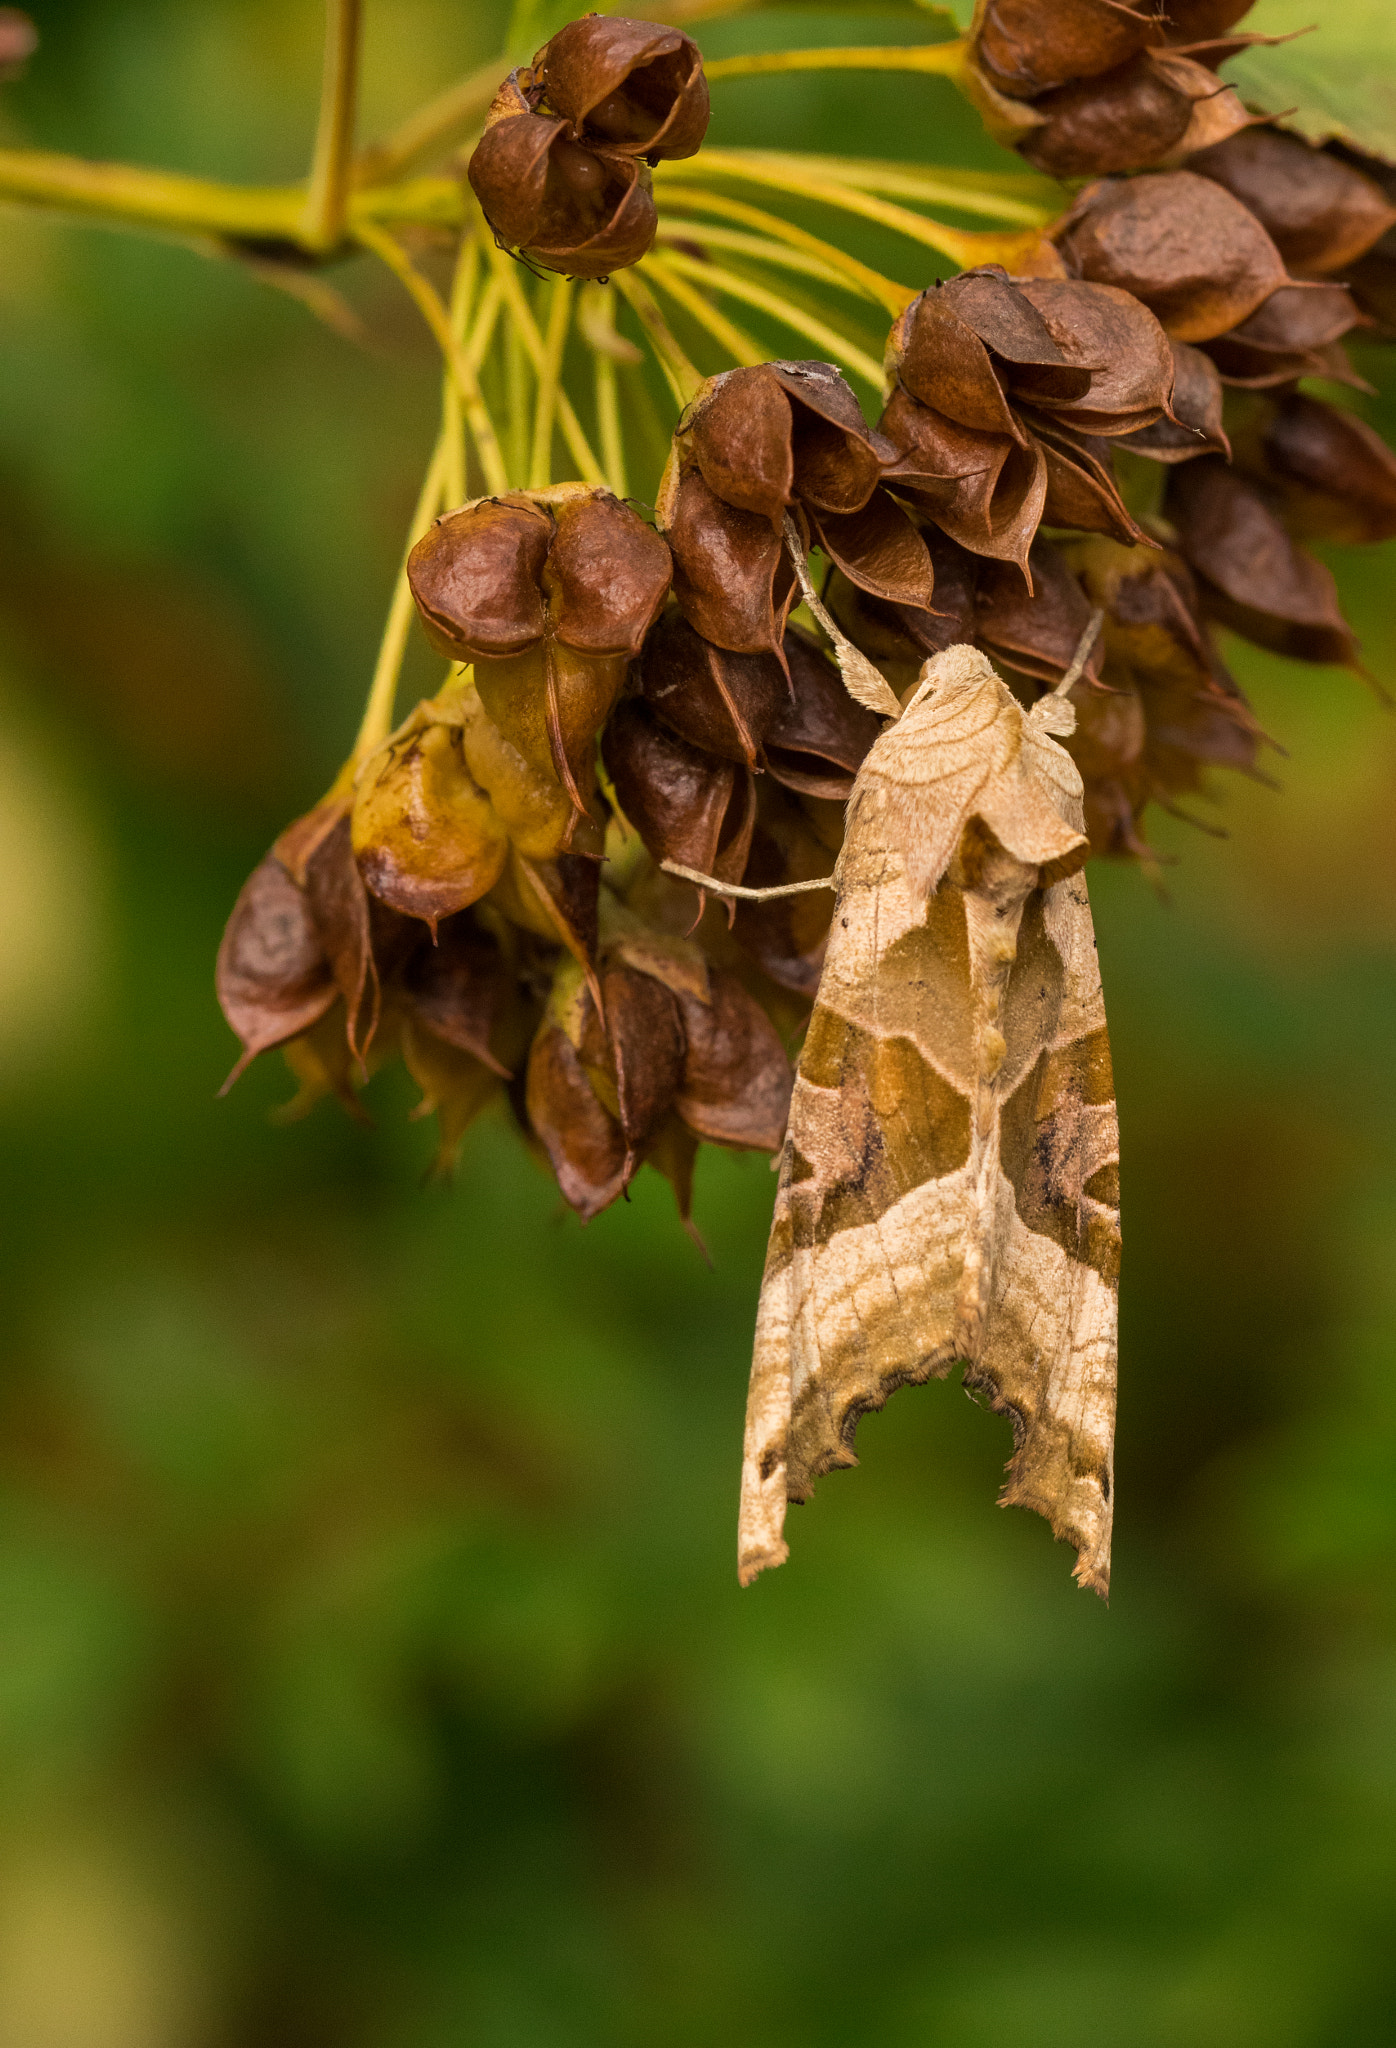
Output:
903,641,1000,715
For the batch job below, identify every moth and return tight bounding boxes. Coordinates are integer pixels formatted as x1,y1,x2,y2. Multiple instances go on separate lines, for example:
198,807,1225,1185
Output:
668,543,1119,1596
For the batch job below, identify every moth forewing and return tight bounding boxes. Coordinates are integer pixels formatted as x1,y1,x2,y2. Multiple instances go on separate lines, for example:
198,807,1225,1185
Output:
738,644,1121,1598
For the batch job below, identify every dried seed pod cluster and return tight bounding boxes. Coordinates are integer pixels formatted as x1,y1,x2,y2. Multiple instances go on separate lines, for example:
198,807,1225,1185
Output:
468,15,709,276
219,8,1396,1226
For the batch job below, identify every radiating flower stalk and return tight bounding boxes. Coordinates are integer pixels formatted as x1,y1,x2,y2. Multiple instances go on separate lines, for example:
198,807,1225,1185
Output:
176,4,1396,1223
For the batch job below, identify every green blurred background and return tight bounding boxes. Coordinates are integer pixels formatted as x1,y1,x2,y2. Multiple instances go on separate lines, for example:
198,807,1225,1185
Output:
1,5,1395,2043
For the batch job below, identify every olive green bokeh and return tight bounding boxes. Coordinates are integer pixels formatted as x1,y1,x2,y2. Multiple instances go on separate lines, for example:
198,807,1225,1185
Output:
0,5,1393,2043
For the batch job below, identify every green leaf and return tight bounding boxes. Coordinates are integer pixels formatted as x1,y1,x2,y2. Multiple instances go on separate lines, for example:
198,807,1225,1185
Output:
1226,0,1396,163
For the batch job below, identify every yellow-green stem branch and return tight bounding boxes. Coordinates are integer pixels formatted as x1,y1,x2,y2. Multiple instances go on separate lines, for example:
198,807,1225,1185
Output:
529,276,572,489
704,40,970,84
612,269,702,408
354,217,509,493
483,242,606,484
302,0,363,251
352,430,452,761
647,249,885,389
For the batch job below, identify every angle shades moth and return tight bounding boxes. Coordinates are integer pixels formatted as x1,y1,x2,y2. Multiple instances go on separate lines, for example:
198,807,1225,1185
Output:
668,580,1120,1596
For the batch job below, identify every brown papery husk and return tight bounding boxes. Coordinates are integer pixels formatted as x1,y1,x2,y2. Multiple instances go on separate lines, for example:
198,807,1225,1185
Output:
1017,51,1199,178
730,781,836,1000
1231,391,1396,545
640,608,789,768
1166,458,1360,667
216,853,336,1086
403,914,513,1077
975,539,1105,687
1029,416,1151,543
974,0,1163,101
353,710,510,934
1056,171,1290,342
1189,127,1396,277
526,1014,629,1219
1013,277,1176,435
763,624,884,799
578,961,687,1175
673,967,793,1152
1203,282,1365,387
663,463,798,656
536,15,710,160
808,491,937,609
543,490,671,656
1116,340,1228,461
407,498,551,664
603,697,756,885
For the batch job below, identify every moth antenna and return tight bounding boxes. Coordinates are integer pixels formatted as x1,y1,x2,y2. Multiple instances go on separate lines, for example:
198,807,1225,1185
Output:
661,858,836,901
1050,608,1106,697
781,514,902,720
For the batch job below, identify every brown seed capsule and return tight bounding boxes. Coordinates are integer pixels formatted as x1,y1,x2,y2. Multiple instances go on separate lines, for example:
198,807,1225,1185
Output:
639,609,789,768
1166,457,1359,667
762,627,883,799
402,915,513,1077
683,361,893,528
578,961,687,1178
660,462,798,656
1203,282,1365,387
603,697,756,886
1228,391,1396,546
1018,49,1246,179
1056,171,1290,341
1189,128,1396,277
1065,533,1262,854
1116,340,1228,461
526,966,629,1220
672,968,793,1152
976,541,1106,687
730,782,836,999
467,78,658,279
535,16,709,161
826,530,980,695
973,0,1163,103
409,489,670,814
881,268,1172,574
352,687,510,933
216,852,336,1089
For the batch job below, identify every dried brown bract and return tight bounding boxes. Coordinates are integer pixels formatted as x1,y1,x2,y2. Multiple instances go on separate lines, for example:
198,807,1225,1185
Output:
1189,128,1396,278
1166,457,1359,668
880,266,1172,574
408,486,670,819
1228,391,1396,546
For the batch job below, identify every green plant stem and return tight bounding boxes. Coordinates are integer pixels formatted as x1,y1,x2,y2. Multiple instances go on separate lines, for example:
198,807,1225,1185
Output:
655,184,912,313
529,277,572,490
704,40,970,84
354,218,509,493
611,270,702,408
0,147,465,245
302,0,363,251
444,236,480,506
642,256,764,367
352,430,452,762
647,249,884,389
659,151,1059,228
483,243,606,484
